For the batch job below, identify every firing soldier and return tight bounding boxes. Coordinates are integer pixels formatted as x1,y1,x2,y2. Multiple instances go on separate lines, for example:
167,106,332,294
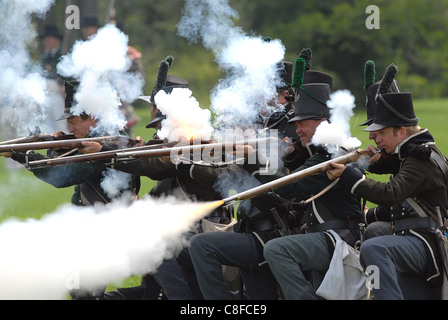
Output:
357,61,403,242
102,57,224,300
359,63,439,298
185,58,298,299
361,61,401,175
326,83,448,300
6,79,139,207
103,58,200,300
4,79,140,299
258,62,363,298
326,63,448,299
185,54,337,299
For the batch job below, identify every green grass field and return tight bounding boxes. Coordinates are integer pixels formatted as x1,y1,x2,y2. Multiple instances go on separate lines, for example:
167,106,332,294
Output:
0,97,447,293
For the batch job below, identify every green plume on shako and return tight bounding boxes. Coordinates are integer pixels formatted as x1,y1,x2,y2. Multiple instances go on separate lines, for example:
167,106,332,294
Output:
363,60,376,89
292,57,306,89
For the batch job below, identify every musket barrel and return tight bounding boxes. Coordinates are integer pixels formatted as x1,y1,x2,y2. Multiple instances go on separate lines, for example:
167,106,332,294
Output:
0,134,75,146
0,136,135,153
222,149,371,204
116,137,275,159
0,136,37,145
26,137,277,167
27,140,178,167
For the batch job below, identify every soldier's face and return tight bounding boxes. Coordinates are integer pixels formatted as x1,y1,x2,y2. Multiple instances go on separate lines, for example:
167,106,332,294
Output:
373,126,406,153
295,119,325,147
67,116,97,139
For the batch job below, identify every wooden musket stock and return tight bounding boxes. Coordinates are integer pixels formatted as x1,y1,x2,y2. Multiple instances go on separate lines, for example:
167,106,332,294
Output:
221,149,372,205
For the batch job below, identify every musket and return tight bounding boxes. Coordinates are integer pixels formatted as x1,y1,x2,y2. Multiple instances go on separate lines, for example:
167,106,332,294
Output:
0,126,74,145
221,148,372,206
115,137,277,159
27,139,180,167
0,135,140,153
0,133,76,146
27,137,276,167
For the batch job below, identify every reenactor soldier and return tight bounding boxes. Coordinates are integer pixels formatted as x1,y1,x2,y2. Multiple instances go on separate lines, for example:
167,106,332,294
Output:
186,54,340,300
283,48,334,171
9,79,139,207
6,79,140,299
262,76,363,299
360,61,401,240
104,57,226,300
327,73,448,299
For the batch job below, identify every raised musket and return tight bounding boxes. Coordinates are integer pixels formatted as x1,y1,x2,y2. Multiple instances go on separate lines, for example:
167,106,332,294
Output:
221,148,372,206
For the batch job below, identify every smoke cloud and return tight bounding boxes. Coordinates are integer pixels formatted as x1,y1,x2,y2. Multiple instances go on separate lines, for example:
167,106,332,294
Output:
312,90,361,156
0,0,56,138
100,168,133,199
57,24,144,136
177,0,286,131
0,196,217,299
155,88,214,141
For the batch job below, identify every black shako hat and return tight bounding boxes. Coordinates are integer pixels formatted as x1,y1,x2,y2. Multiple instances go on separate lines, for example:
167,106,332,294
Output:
140,65,189,129
277,61,293,91
57,79,80,121
139,56,189,128
39,24,63,40
288,83,331,122
143,83,189,128
361,60,401,126
303,70,334,91
288,54,332,123
361,81,380,126
364,92,418,132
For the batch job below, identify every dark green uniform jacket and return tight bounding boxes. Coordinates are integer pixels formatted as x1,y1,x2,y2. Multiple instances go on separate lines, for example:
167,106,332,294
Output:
338,129,448,283
11,136,139,206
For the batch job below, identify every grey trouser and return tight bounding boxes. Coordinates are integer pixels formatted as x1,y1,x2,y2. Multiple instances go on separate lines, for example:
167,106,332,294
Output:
360,234,429,300
263,232,332,299
189,231,279,300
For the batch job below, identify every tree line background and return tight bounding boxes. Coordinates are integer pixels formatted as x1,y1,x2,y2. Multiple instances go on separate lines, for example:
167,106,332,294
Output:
35,0,448,112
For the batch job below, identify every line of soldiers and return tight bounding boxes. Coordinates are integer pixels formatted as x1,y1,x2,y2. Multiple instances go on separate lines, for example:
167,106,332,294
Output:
3,45,448,300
